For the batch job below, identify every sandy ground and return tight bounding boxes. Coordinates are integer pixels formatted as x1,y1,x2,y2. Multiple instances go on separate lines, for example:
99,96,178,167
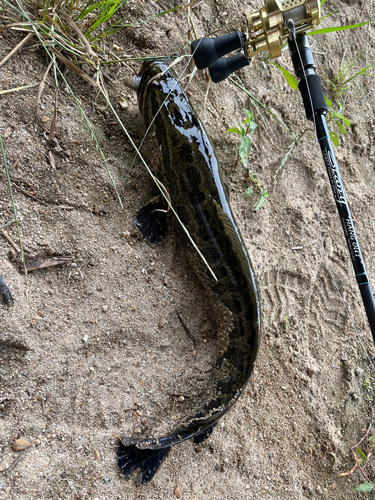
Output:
1,0,375,498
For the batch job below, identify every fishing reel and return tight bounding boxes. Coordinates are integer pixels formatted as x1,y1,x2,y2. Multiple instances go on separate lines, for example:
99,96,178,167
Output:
191,0,321,82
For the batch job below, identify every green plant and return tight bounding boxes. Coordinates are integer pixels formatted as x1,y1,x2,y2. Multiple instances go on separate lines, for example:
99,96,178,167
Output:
324,98,351,147
243,171,269,211
340,417,375,494
324,54,375,99
364,377,375,403
226,109,258,168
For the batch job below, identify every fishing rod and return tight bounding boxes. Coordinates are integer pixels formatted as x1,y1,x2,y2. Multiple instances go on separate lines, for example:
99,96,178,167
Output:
190,0,375,343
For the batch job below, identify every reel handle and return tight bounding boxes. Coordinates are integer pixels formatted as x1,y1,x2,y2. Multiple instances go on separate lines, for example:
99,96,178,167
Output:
209,54,251,83
191,31,244,70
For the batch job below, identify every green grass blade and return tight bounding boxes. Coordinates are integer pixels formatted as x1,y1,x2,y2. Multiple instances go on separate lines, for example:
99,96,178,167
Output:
308,22,368,36
321,9,339,20
340,62,375,86
268,62,299,90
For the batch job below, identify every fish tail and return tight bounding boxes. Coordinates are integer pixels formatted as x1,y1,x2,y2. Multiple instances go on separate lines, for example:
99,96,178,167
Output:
117,440,171,483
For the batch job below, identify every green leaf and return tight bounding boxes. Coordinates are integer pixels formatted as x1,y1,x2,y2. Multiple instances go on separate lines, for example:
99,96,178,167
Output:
243,109,255,124
357,447,368,461
368,436,375,440
330,131,339,147
243,186,254,198
324,97,332,107
255,196,266,211
226,127,241,134
353,483,374,492
308,22,368,36
336,121,346,135
320,0,326,6
239,136,251,167
269,62,299,90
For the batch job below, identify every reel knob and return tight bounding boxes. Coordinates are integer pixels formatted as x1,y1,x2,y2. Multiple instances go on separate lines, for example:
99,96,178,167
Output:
191,31,244,70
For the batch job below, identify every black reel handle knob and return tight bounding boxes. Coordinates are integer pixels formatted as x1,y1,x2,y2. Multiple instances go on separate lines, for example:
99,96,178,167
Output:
209,54,251,83
191,31,244,70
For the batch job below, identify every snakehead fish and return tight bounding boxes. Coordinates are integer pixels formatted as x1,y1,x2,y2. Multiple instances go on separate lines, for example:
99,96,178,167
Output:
118,60,261,483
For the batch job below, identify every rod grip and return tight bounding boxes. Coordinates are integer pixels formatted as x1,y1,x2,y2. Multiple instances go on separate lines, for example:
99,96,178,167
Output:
299,74,327,121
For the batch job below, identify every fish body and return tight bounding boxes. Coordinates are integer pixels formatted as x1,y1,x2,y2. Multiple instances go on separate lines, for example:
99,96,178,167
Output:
118,60,260,482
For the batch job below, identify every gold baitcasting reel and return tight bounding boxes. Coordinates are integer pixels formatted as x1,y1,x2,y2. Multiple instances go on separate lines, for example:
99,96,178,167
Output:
244,0,321,59
191,0,321,82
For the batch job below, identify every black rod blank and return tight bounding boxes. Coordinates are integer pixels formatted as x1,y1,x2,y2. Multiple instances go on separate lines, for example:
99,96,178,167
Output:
289,31,375,343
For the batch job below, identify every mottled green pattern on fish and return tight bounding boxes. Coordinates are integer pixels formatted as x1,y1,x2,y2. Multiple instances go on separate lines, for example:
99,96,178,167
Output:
117,60,260,482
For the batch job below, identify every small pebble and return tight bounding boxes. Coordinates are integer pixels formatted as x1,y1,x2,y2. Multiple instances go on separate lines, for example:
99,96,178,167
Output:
158,318,166,329
178,396,184,402
141,416,147,425
12,438,31,451
94,450,100,459
306,363,319,377
174,486,182,498
102,305,108,312
195,446,203,453
355,367,364,377
8,248,16,260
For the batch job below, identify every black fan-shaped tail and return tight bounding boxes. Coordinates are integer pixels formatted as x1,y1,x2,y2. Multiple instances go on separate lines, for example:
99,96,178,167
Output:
117,440,171,483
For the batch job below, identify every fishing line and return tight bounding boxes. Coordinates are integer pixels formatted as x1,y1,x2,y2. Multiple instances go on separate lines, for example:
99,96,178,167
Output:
289,19,375,372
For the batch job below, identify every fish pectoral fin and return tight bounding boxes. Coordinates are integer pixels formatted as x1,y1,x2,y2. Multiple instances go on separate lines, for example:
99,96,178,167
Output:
193,422,217,444
135,199,168,244
117,439,171,483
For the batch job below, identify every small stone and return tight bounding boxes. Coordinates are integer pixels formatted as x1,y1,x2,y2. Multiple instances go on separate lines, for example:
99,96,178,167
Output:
134,428,141,434
94,450,100,459
102,305,108,313
178,396,184,402
3,127,12,138
41,116,50,123
158,318,166,329
8,248,16,260
174,486,182,498
355,367,364,377
13,438,31,451
88,489,94,495
34,439,41,446
195,446,203,453
192,350,197,357
306,363,319,377
119,101,128,109
141,416,147,425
